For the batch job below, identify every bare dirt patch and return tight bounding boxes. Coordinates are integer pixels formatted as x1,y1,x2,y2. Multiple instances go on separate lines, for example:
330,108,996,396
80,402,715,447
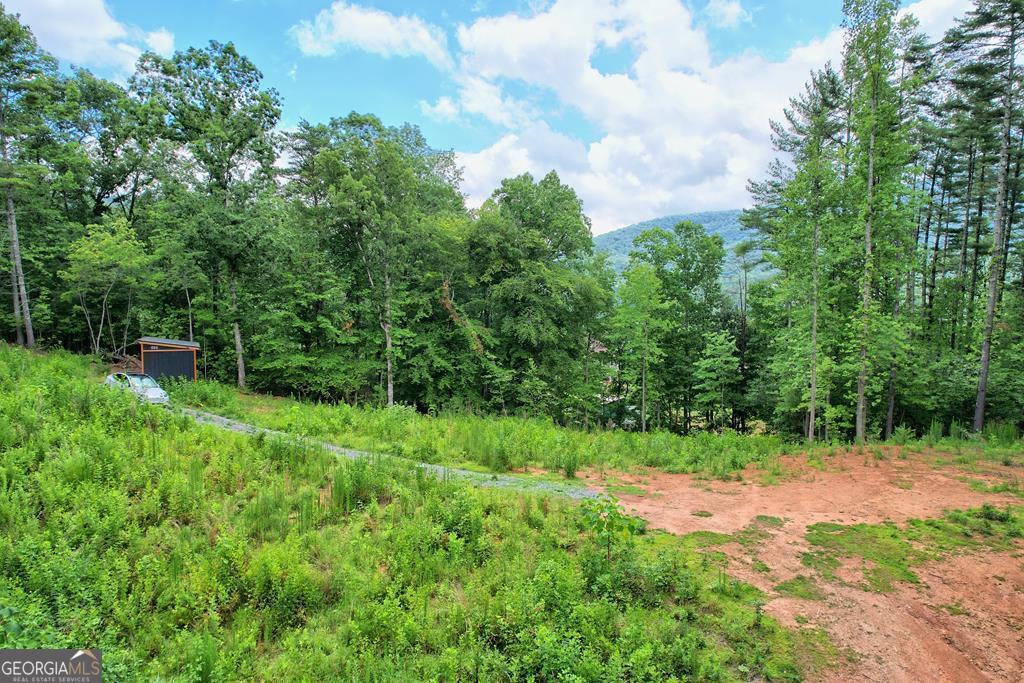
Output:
584,450,1024,682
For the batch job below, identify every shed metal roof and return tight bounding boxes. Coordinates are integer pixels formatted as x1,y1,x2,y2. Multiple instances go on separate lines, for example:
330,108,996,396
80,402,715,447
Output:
137,336,200,349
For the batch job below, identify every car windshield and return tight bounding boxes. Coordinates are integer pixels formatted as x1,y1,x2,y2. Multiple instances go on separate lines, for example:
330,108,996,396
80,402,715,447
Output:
128,376,160,389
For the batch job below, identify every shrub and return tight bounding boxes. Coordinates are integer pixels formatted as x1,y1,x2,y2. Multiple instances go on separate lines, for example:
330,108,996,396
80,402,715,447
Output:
244,541,323,637
0,346,820,680
889,425,914,445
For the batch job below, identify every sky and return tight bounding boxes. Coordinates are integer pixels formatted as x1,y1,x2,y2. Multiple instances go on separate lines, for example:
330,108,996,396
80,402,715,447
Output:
8,0,973,234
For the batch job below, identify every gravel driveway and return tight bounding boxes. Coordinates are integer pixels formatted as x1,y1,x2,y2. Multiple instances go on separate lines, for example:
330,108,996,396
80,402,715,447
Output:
182,407,599,500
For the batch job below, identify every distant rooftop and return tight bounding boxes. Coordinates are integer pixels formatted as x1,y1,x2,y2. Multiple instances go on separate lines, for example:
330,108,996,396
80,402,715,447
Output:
137,336,200,349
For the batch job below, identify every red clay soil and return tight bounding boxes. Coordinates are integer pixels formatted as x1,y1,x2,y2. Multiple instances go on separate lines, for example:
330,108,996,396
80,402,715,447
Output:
583,449,1024,682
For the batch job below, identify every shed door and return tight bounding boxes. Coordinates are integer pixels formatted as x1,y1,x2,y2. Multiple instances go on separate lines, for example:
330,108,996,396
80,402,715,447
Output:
145,350,194,381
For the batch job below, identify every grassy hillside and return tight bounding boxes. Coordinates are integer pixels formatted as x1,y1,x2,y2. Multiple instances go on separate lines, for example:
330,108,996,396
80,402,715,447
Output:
167,379,1024,482
167,380,791,478
0,345,826,681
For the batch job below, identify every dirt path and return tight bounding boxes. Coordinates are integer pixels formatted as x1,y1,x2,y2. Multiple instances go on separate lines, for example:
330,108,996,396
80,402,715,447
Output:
584,450,1024,682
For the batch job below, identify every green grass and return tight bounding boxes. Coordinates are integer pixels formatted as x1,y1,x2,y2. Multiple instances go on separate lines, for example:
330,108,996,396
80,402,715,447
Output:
968,477,1024,498
938,602,970,616
604,483,648,496
774,576,825,601
803,504,1023,592
0,345,821,681
733,516,786,551
166,379,795,478
166,379,1024,482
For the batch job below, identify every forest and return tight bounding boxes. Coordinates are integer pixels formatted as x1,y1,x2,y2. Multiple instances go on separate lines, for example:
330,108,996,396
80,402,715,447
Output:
2,0,1023,442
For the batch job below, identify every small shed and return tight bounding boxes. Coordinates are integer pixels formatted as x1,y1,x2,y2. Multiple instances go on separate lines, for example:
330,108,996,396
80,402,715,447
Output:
137,337,199,382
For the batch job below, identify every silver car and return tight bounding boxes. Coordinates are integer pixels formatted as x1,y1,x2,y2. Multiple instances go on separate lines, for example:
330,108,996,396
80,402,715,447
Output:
103,372,170,405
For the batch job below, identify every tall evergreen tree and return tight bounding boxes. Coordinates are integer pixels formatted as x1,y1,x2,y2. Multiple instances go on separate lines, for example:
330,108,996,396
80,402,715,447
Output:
943,0,1024,430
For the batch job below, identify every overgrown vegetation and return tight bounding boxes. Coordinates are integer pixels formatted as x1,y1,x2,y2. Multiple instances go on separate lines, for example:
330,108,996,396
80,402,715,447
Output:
0,345,828,680
168,378,1024,480
168,378,792,477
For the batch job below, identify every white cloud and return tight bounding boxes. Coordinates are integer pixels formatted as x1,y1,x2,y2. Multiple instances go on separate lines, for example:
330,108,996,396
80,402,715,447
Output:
145,28,175,57
900,0,971,41
419,95,460,122
6,0,175,75
446,0,970,233
290,1,452,70
705,0,751,29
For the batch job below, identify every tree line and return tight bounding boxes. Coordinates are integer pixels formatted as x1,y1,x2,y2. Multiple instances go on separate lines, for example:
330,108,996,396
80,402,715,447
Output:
2,0,1022,440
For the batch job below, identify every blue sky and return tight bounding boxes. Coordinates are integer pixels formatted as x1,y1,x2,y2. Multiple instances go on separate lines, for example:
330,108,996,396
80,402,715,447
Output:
97,0,845,149
11,0,971,232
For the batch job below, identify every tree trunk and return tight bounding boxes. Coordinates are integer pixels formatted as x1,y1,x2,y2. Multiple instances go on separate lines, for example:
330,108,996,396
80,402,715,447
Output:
974,19,1017,432
951,148,977,350
185,286,194,342
9,245,22,345
640,353,647,433
583,332,592,430
77,292,95,355
230,269,246,389
95,283,113,356
884,360,897,439
120,287,133,356
856,121,877,443
381,272,394,407
918,161,938,313
808,219,820,443
926,184,948,328
381,319,394,406
965,163,986,341
4,186,33,347
998,127,1023,303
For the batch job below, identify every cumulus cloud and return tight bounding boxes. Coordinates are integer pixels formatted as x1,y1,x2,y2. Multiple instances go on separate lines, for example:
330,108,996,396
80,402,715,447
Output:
6,0,174,75
145,28,175,57
419,95,460,122
901,0,971,40
447,0,971,232
290,1,452,70
704,0,752,29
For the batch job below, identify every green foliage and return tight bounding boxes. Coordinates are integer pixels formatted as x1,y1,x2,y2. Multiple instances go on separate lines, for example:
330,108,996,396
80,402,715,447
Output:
695,330,741,430
168,380,795,477
3,0,1022,465
580,495,645,560
0,345,820,680
609,263,670,432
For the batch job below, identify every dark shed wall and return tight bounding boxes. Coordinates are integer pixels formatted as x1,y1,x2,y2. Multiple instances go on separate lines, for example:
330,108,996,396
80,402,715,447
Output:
144,350,194,381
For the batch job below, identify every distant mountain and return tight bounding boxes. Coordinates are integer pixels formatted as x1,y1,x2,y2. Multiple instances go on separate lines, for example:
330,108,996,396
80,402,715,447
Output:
593,209,748,273
593,209,767,297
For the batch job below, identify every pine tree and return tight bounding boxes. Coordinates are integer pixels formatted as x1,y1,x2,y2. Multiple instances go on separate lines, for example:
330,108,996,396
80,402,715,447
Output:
694,330,740,431
944,0,1024,430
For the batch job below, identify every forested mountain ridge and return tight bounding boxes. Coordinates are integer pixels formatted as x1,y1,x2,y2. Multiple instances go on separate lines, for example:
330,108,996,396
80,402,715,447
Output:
595,210,747,273
2,0,1022,441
